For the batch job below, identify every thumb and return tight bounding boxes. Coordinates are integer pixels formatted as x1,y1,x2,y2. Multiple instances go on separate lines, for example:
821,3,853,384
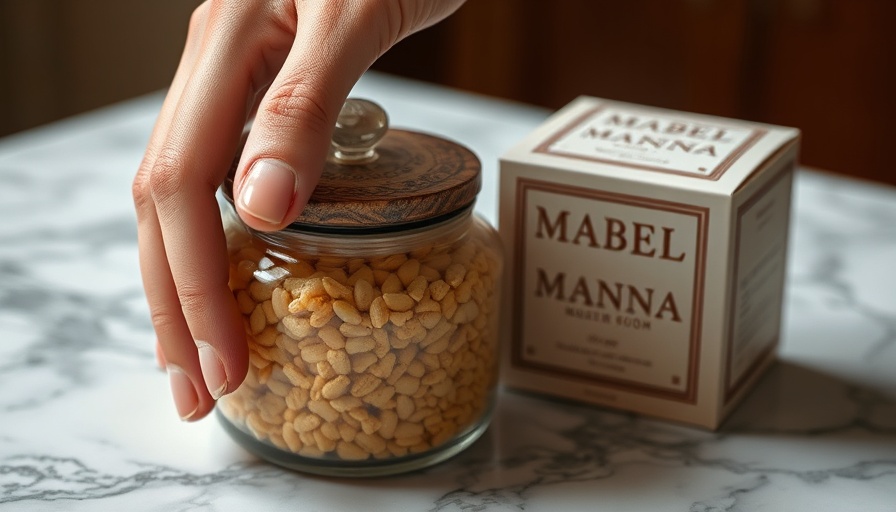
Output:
232,3,394,231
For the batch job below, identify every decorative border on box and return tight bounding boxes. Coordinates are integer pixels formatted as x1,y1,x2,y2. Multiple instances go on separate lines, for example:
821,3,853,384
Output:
724,163,794,403
511,177,709,403
533,105,767,181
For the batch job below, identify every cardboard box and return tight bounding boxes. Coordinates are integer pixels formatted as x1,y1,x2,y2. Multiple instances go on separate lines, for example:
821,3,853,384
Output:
498,97,800,429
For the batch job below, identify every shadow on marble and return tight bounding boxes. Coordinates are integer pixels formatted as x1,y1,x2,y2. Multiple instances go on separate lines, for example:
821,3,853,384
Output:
723,360,896,435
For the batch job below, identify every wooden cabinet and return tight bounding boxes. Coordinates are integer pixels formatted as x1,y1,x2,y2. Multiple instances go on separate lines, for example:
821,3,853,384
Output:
1,1,892,184
373,0,896,184
0,0,199,136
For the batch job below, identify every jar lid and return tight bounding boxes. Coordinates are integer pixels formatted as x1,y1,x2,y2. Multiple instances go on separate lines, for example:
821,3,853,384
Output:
227,99,481,234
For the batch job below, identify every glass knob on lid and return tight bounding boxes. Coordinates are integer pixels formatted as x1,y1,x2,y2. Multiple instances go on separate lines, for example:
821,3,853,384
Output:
331,99,388,164
223,97,481,232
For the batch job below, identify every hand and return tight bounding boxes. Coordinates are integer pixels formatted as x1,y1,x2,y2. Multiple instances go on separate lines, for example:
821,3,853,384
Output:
133,0,465,421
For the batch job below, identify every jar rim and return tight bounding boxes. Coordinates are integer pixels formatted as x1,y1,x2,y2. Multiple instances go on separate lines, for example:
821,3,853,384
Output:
283,203,473,235
221,202,478,258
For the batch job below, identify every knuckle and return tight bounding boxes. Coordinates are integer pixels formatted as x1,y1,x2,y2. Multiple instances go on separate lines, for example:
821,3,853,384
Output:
147,147,189,203
149,306,184,338
383,0,409,46
175,282,208,314
262,79,333,137
381,0,433,46
132,164,154,212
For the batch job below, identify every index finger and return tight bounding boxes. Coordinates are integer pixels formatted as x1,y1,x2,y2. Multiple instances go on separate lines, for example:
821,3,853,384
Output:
148,7,277,410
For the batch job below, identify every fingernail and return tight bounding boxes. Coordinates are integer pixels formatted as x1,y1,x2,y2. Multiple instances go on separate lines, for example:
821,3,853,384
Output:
237,158,298,224
197,341,228,400
167,365,199,421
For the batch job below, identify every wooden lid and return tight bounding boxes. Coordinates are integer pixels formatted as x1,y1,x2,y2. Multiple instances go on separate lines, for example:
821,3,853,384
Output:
226,99,481,233
297,128,481,231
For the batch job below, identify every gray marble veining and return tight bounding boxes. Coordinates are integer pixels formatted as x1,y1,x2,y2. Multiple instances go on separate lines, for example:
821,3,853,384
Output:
0,73,894,511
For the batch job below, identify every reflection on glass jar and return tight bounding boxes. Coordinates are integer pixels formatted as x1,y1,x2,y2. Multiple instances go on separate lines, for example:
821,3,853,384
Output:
216,99,502,476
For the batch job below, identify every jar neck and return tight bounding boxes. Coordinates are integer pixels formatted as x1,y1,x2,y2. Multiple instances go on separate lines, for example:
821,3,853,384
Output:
229,203,475,257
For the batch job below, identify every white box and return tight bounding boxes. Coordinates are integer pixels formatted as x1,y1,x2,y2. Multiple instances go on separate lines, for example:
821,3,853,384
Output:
498,97,800,429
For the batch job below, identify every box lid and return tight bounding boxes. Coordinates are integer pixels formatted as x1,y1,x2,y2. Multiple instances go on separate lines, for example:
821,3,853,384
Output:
501,96,800,194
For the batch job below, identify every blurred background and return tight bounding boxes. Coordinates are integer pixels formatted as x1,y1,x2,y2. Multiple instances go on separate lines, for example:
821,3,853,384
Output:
1,0,893,184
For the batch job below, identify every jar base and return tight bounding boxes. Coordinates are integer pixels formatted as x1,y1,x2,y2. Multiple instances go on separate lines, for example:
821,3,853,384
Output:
216,404,494,477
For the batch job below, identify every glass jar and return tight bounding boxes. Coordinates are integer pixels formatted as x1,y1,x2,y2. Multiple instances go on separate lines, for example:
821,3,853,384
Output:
217,99,503,477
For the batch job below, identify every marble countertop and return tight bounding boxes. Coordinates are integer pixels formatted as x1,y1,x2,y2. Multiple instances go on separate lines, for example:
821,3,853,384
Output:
1,72,894,511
